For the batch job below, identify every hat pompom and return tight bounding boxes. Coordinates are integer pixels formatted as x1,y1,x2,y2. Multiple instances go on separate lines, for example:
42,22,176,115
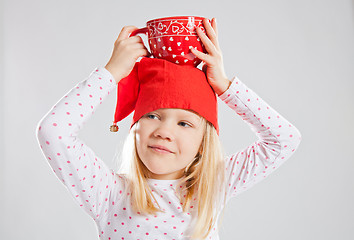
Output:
110,123,119,132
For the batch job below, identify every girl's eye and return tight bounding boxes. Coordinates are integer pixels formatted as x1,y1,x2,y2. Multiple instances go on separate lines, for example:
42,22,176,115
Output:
179,122,192,128
147,114,158,119
146,114,191,128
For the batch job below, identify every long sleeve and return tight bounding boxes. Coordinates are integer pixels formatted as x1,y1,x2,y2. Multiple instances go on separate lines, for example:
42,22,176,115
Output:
218,76,302,203
35,67,122,222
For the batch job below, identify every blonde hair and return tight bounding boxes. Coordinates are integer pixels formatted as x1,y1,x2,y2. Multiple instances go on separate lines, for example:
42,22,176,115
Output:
116,117,228,239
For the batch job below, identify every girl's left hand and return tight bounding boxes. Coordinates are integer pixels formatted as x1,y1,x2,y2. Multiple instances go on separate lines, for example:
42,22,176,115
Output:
191,18,231,96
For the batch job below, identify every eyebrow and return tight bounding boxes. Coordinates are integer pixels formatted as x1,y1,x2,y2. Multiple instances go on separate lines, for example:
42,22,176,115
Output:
153,109,201,122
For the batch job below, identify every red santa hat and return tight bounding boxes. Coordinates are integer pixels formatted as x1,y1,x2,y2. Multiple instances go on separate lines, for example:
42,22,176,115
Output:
110,57,219,135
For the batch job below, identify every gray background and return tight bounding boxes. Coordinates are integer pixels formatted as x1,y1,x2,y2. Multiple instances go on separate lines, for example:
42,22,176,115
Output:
1,0,354,239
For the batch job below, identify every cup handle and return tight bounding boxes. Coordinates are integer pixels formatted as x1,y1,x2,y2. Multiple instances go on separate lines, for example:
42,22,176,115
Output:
129,27,153,58
130,27,148,37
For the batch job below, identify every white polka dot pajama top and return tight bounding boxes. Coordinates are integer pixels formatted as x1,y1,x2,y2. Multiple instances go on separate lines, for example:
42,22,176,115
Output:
36,66,302,240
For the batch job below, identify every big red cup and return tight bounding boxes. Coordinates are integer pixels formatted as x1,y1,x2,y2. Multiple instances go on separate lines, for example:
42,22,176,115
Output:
130,16,210,67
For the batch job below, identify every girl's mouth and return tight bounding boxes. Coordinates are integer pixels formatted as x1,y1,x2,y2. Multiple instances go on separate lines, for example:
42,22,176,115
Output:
149,146,173,154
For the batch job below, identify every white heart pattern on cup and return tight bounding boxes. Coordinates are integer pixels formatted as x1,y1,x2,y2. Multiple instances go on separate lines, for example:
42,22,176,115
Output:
169,37,174,41
157,22,164,30
172,26,180,33
177,42,181,46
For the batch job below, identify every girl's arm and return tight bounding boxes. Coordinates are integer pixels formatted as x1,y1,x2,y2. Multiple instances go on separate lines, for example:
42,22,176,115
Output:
218,76,302,203
35,25,155,223
35,67,123,222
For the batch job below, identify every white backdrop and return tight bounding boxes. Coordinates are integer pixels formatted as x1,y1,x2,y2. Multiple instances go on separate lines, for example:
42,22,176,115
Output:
1,0,354,239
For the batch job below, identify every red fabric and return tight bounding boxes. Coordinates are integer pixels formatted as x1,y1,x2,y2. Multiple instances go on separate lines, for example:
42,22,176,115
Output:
112,57,219,135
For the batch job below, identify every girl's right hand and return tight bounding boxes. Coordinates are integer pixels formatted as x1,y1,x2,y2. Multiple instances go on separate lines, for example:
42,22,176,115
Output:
104,26,151,84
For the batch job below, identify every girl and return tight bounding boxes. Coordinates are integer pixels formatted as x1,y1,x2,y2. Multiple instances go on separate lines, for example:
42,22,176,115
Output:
36,18,302,240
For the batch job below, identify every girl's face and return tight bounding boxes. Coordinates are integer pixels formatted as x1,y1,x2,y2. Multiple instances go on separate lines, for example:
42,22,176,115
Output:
135,108,205,180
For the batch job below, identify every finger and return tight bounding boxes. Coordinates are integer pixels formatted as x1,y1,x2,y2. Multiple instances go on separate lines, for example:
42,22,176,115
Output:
196,26,218,55
191,47,213,65
128,35,145,43
129,40,150,53
212,18,218,37
132,43,150,53
202,18,218,46
208,18,221,50
140,48,151,57
117,25,139,41
202,18,221,51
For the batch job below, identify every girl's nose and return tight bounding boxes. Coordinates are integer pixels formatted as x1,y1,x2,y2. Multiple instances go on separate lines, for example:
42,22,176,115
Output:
153,124,174,141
